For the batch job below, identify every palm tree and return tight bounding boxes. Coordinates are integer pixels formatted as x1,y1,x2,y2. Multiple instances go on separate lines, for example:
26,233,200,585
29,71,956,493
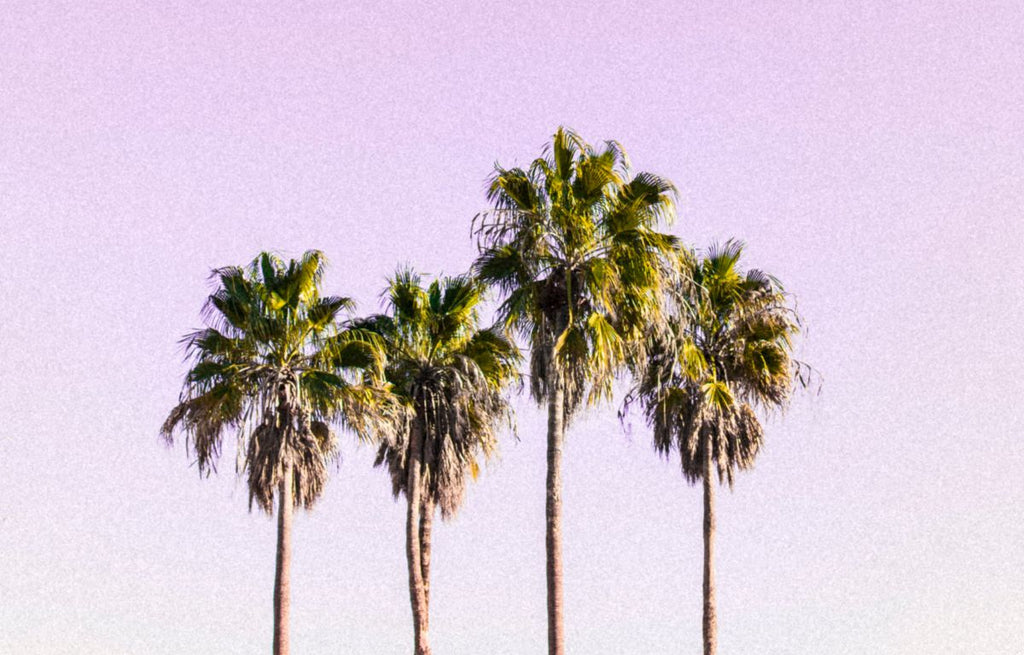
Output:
472,127,681,655
161,251,393,655
627,241,802,655
355,268,520,655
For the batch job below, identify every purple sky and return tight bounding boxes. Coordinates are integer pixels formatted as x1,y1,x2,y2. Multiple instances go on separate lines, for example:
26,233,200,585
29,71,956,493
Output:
2,2,1022,653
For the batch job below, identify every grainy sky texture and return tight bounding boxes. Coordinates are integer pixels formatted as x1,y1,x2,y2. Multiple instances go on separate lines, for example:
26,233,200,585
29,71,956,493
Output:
2,2,1022,654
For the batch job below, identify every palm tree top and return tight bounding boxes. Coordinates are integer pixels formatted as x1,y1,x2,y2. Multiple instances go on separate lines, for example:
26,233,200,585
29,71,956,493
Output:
162,250,393,512
628,239,805,487
473,126,684,418
357,267,521,520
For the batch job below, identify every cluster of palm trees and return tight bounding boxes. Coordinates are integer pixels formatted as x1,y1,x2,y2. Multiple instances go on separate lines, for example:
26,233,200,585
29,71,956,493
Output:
162,127,804,655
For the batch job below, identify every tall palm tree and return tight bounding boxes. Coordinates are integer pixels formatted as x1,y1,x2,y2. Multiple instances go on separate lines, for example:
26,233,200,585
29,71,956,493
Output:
355,268,520,655
472,127,681,655
627,241,802,655
161,251,393,655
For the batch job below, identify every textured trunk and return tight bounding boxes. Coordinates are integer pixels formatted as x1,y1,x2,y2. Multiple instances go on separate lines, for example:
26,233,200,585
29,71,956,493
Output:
273,461,293,655
546,376,566,655
702,437,717,655
406,423,431,655
420,497,434,628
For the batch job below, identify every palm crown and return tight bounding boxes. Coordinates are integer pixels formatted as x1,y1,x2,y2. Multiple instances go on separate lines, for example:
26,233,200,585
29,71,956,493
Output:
473,127,682,416
631,240,800,485
357,268,520,518
161,250,391,512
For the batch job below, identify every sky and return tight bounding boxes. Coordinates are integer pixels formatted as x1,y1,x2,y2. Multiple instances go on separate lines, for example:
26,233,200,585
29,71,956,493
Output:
1,1,1022,653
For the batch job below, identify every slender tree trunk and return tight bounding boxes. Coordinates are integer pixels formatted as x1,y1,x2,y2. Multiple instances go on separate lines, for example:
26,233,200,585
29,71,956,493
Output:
420,497,434,629
273,461,293,655
546,375,566,655
406,423,431,655
702,437,717,655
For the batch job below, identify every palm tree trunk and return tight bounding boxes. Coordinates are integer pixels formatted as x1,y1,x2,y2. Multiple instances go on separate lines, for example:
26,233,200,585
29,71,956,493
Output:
546,377,566,655
702,437,717,655
406,422,431,655
273,460,293,655
420,497,434,628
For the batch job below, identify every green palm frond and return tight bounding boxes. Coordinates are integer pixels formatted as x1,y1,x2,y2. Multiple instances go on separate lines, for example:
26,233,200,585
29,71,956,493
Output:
307,296,355,330
701,380,734,410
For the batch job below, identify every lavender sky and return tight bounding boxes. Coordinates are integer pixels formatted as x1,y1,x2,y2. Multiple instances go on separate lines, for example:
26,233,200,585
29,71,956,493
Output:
2,2,1022,654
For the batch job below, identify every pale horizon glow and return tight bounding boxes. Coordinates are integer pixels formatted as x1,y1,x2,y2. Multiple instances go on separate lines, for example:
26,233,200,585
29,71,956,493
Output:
1,2,1022,654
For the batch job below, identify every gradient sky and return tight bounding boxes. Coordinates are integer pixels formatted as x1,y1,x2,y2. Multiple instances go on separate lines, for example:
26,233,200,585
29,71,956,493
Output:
2,2,1022,653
